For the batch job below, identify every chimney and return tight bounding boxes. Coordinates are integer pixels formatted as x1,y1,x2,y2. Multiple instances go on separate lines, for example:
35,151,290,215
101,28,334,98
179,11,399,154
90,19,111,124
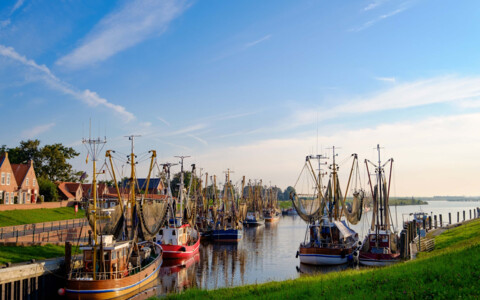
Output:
29,159,33,166
4,152,8,159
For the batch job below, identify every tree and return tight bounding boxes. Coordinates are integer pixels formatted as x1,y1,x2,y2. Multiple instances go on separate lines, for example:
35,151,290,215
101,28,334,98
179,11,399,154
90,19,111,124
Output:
1,140,80,182
170,171,192,198
38,177,59,202
283,186,296,200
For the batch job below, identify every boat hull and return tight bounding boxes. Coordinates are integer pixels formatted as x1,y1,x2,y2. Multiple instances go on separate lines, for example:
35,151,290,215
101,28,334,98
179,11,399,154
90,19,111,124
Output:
264,215,280,223
243,219,264,227
212,229,243,242
65,243,162,300
358,252,400,266
161,236,201,259
299,246,353,266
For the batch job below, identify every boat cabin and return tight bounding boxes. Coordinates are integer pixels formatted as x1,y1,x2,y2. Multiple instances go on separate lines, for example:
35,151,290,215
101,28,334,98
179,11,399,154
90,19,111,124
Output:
80,236,130,280
157,224,196,246
367,232,392,254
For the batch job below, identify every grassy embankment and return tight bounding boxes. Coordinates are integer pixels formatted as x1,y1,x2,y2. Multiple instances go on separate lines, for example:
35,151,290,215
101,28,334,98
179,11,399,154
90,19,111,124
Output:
165,218,480,299
279,200,292,210
0,206,84,227
0,244,73,264
389,198,428,206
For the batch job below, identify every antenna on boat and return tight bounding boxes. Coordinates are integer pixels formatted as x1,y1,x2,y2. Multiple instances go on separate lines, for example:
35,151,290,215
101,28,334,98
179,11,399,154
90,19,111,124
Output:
175,156,190,221
82,125,107,281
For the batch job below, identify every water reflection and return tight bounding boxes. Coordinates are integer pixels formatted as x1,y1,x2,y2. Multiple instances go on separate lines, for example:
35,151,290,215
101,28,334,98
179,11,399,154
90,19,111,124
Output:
123,200,480,299
158,254,200,295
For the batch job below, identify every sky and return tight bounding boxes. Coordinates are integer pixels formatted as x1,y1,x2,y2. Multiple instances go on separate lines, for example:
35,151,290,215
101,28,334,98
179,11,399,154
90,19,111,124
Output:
1,0,480,197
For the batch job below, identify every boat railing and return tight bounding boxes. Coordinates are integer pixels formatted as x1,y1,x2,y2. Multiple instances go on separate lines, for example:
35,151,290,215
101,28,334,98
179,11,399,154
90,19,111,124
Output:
301,241,357,249
69,245,161,280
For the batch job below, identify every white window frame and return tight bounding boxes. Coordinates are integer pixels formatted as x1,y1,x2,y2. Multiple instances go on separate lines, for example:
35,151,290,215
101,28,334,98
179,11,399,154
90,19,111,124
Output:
23,192,26,204
6,173,10,185
0,190,2,200
26,178,29,186
33,179,36,187
11,192,14,204
1,172,4,185
5,192,9,204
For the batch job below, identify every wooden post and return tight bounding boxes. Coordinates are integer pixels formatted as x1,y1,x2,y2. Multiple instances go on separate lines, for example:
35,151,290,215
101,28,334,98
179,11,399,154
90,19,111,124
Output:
449,212,451,225
457,211,460,223
439,215,443,227
470,210,472,219
43,223,45,233
19,279,23,300
32,225,35,243
463,210,465,221
429,217,432,230
434,215,437,229
422,218,426,230
16,230,18,243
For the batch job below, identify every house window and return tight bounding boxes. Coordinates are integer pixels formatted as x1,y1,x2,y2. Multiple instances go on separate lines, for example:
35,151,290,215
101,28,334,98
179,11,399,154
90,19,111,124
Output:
5,192,9,204
23,193,26,204
0,191,2,200
6,174,10,185
1,173,4,185
11,192,13,204
33,179,36,187
26,178,29,186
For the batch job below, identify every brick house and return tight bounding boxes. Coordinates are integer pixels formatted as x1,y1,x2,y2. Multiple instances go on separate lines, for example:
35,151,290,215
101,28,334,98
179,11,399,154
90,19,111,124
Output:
122,178,166,195
57,182,83,202
12,160,39,204
0,153,18,204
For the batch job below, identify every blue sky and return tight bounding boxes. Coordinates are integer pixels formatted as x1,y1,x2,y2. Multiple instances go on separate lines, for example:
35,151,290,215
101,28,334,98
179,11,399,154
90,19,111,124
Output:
1,0,480,196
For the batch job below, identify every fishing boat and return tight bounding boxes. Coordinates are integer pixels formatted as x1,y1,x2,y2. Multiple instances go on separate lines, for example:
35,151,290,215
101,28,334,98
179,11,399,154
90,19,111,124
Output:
212,170,246,242
292,149,364,265
243,180,265,227
156,157,201,259
65,136,166,299
358,144,401,266
263,186,281,223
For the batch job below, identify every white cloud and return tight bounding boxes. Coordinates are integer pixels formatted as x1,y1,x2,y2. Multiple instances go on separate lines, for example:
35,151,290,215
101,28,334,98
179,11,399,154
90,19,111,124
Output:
292,76,480,127
188,134,208,146
56,0,190,69
350,6,407,32
195,112,480,196
22,122,55,138
244,34,272,49
168,123,206,136
157,117,170,126
0,19,11,28
363,0,388,11
0,45,135,121
375,76,396,83
11,0,25,14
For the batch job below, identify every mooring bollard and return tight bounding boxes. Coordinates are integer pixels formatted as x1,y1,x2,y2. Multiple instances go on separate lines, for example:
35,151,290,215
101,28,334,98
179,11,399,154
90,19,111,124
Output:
439,215,443,227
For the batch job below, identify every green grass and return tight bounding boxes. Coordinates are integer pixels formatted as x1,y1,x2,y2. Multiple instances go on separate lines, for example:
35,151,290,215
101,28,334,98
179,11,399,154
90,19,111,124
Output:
279,200,292,210
0,244,69,264
0,207,85,227
165,218,480,299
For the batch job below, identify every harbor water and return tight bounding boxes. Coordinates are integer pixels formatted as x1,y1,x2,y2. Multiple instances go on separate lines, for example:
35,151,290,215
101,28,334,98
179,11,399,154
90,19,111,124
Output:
120,201,480,298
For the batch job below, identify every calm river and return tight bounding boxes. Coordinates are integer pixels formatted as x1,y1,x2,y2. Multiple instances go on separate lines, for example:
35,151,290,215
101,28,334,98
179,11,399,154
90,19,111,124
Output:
136,201,480,298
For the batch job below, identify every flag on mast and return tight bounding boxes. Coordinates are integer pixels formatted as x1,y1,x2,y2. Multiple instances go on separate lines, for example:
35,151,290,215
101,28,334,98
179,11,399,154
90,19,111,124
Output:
86,153,89,164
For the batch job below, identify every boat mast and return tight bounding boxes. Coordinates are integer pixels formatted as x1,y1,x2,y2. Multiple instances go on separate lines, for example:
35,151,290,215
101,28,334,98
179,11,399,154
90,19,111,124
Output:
127,135,140,239
82,133,106,281
175,156,190,223
376,144,384,230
